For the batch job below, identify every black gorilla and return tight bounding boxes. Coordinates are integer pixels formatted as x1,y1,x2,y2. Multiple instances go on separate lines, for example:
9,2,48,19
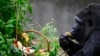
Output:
59,3,100,56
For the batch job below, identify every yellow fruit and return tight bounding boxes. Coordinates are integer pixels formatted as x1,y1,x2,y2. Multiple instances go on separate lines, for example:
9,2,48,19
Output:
64,32,72,37
22,33,29,42
25,37,29,42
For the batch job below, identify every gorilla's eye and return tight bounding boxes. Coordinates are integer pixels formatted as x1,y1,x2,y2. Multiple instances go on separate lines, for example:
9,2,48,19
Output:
87,19,93,27
76,19,81,25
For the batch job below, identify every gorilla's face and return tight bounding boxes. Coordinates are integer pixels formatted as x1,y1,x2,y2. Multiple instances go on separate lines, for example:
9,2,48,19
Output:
75,16,94,38
74,8,95,43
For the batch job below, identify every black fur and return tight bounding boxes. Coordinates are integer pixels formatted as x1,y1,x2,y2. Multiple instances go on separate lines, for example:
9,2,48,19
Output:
59,3,100,56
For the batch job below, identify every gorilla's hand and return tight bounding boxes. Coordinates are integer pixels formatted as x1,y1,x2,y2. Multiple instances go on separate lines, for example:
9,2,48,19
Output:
59,32,82,56
59,32,73,51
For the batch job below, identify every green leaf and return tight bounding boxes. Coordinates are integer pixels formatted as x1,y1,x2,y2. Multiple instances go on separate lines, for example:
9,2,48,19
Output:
2,44,7,50
0,19,5,28
49,47,58,56
5,24,14,28
7,39,13,44
27,4,33,13
5,24,14,34
7,19,16,24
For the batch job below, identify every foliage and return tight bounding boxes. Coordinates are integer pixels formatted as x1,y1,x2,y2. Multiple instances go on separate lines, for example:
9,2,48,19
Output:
41,20,57,38
49,47,58,56
0,0,32,55
0,0,61,56
33,21,60,56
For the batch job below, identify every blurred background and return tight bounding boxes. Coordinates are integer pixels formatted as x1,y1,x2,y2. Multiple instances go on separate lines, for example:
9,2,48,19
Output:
28,0,100,35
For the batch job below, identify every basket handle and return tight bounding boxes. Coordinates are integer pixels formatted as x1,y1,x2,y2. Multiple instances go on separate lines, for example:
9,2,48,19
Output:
24,30,50,52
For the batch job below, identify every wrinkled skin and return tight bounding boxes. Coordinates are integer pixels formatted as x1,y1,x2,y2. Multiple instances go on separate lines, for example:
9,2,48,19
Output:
59,3,100,56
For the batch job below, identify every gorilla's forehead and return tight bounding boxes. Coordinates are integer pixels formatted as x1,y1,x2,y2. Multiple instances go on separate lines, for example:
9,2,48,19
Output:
76,8,89,19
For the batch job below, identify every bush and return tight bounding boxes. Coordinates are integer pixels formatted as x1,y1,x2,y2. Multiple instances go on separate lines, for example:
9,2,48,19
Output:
0,0,32,55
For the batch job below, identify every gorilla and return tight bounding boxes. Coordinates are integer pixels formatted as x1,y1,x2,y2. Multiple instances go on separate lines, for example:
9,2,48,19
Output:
59,3,100,56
